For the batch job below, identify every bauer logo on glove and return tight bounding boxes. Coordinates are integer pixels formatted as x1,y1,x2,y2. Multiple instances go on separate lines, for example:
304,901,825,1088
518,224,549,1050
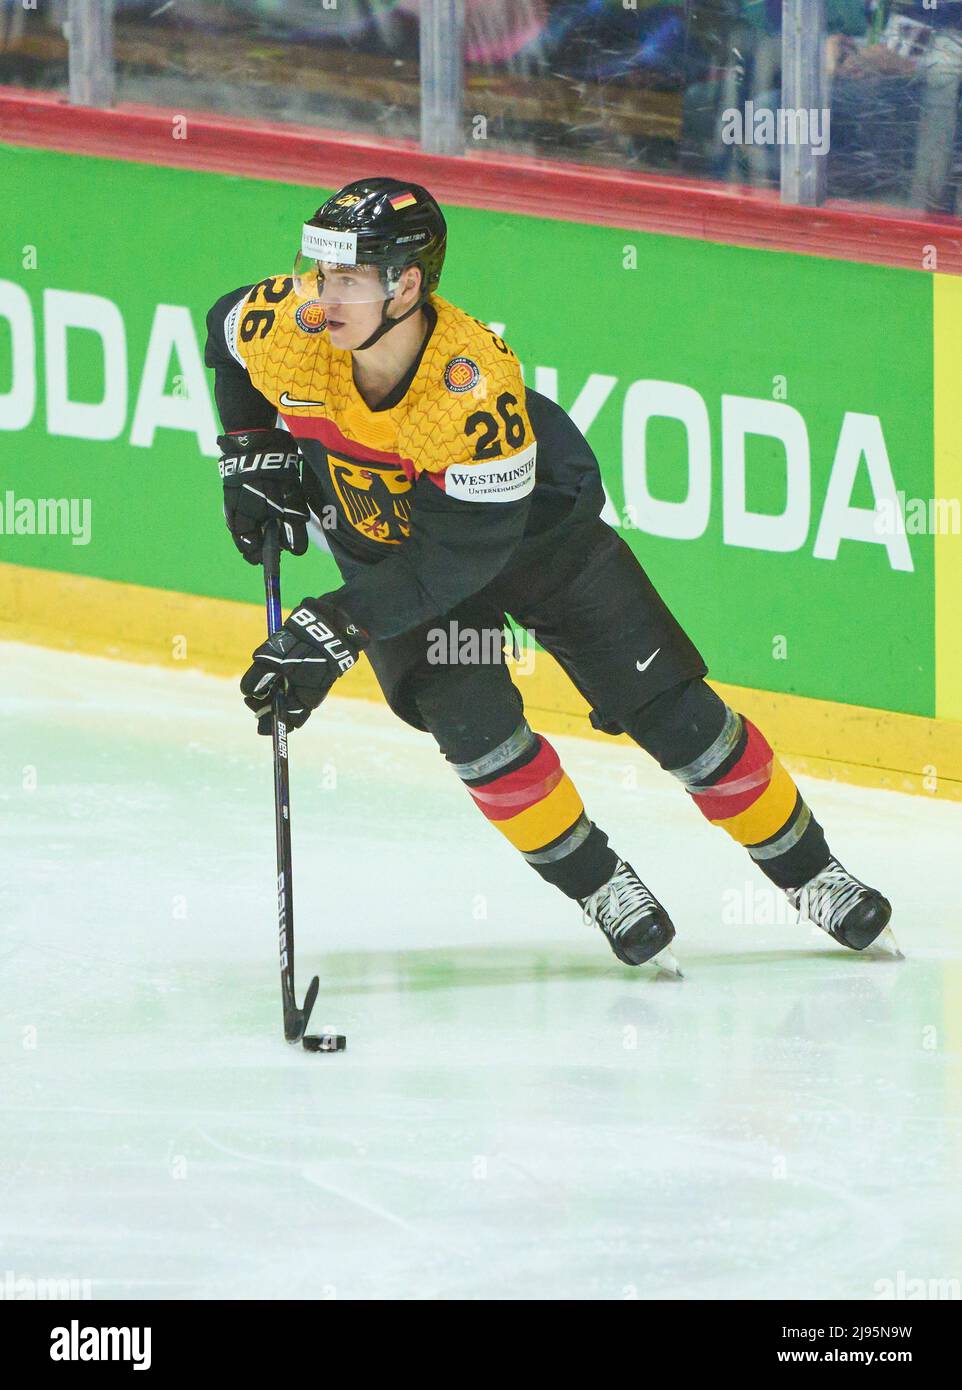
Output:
240,597,368,734
217,428,310,565
288,606,359,671
218,448,299,478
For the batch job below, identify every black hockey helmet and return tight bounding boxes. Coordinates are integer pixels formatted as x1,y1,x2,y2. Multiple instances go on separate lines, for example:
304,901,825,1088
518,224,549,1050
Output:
293,177,447,348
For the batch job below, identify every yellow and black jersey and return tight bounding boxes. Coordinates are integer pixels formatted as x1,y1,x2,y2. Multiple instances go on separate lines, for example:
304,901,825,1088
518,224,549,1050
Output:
205,278,600,638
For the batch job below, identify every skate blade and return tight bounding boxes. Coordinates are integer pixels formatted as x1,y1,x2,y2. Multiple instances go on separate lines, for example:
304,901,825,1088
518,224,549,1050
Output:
650,944,684,979
869,925,904,960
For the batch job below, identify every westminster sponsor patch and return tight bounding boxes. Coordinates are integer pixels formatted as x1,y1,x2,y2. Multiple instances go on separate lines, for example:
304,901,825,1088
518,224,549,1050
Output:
295,300,327,334
444,444,536,503
224,294,247,366
444,356,482,394
301,223,358,264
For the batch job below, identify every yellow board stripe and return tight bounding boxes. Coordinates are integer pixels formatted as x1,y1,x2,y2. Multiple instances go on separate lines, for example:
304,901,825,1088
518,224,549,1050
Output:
934,273,962,723
923,272,962,1178
712,757,798,846
490,774,585,853
1,562,960,801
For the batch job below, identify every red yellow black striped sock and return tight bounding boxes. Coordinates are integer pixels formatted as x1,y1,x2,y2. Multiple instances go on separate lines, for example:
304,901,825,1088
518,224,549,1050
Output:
450,720,617,898
668,708,829,890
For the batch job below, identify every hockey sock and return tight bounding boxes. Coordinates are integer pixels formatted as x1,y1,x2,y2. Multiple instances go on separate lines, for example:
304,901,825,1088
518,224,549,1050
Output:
450,720,617,900
625,679,831,891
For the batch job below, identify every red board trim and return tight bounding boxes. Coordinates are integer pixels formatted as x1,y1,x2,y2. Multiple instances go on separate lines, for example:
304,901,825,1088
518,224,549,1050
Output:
3,87,962,274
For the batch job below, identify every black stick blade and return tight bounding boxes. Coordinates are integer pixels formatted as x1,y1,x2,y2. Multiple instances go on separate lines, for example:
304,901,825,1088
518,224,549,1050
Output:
283,974,320,1044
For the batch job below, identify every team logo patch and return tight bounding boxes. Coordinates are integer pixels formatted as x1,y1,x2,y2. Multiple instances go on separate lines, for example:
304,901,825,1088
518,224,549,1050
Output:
329,454,413,545
444,356,482,394
295,300,327,334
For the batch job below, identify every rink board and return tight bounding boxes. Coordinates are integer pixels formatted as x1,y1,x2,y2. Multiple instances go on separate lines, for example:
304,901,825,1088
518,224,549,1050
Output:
0,140,960,789
1,558,959,802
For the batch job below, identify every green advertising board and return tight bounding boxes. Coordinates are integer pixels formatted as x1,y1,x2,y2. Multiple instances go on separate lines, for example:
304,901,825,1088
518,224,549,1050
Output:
0,145,935,715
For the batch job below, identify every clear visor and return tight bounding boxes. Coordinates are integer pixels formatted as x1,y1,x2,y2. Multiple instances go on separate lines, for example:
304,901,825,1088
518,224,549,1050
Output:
292,254,397,304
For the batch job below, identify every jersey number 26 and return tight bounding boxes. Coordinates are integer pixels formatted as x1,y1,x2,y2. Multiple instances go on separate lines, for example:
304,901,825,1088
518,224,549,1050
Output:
465,392,526,460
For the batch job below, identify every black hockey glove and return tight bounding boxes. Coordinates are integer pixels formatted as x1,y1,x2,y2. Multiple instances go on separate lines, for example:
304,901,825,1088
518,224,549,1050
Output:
218,428,310,565
240,597,368,734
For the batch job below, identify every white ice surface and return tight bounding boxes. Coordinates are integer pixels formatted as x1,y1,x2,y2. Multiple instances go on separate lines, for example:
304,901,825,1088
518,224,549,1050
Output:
1,642,960,1301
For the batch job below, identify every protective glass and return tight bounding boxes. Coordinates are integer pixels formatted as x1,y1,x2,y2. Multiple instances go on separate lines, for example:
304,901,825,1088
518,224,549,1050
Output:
292,223,398,304
292,256,396,304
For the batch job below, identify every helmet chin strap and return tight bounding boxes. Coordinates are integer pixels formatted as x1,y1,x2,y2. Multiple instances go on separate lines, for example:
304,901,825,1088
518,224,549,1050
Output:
353,298,422,352
353,266,429,351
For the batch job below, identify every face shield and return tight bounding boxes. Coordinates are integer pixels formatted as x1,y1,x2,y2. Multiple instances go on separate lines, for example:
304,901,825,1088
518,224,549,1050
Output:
293,223,400,305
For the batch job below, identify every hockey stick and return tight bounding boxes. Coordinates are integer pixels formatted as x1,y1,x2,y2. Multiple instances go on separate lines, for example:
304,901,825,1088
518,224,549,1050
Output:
261,520,320,1044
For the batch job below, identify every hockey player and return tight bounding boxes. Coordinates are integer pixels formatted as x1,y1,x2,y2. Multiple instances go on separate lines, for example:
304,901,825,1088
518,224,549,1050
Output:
205,177,894,969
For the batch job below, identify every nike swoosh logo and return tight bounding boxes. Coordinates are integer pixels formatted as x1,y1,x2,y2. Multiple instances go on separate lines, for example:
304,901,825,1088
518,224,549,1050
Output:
279,392,326,408
636,648,661,672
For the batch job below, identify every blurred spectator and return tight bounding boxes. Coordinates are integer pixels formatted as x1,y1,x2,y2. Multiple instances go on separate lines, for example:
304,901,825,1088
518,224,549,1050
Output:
7,0,962,219
829,1,962,213
680,1,784,187
0,0,28,48
462,1,691,168
0,0,68,91
511,1,687,83
401,0,549,71
901,1,962,212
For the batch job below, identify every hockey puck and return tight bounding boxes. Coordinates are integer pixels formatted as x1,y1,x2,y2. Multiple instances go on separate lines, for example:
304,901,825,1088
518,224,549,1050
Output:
303,1033,347,1053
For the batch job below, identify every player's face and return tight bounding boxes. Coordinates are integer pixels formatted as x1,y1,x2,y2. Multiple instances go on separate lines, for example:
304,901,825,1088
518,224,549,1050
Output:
318,265,423,350
317,266,386,348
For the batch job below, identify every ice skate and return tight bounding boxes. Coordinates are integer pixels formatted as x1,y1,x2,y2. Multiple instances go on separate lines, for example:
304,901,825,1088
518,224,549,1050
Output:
581,860,681,974
786,857,901,956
